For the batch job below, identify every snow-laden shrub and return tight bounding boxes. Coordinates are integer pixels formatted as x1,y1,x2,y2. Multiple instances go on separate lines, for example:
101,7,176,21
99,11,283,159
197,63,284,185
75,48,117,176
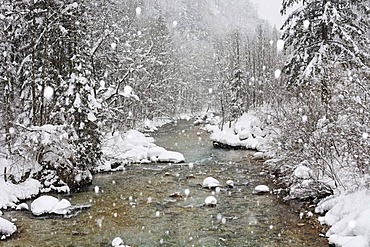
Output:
8,124,94,192
271,71,370,199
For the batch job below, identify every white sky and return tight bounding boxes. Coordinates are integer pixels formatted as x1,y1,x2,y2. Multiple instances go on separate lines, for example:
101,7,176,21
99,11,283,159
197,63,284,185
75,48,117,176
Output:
250,0,286,28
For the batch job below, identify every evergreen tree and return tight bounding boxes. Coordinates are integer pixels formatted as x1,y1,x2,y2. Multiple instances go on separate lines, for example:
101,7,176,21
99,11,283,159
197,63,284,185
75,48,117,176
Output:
281,0,370,105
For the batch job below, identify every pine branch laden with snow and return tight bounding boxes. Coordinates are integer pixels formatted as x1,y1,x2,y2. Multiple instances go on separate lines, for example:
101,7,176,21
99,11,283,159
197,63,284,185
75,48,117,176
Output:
281,0,370,88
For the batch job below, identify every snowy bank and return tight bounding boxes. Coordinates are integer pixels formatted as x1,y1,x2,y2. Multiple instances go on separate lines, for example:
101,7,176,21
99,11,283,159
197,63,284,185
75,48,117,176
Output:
0,177,41,209
316,190,370,247
206,111,274,151
98,129,185,171
137,117,172,133
0,217,17,240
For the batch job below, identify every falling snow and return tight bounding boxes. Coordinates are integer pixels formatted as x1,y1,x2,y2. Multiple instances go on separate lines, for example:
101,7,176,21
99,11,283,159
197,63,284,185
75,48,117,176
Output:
276,39,285,52
43,86,54,100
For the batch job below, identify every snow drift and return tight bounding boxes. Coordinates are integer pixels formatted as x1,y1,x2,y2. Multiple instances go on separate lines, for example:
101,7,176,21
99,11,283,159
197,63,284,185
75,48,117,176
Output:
98,129,185,171
207,111,274,151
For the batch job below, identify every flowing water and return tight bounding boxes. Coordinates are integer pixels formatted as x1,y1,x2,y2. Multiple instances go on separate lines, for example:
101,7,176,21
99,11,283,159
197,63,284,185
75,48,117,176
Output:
3,120,327,246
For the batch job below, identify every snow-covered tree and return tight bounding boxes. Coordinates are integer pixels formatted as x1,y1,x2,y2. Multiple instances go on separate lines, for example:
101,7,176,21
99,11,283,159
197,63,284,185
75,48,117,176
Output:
271,0,370,195
0,0,101,189
281,0,370,105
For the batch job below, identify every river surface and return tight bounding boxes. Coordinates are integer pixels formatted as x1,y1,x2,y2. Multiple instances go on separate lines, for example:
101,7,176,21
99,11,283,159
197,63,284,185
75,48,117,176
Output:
3,120,327,246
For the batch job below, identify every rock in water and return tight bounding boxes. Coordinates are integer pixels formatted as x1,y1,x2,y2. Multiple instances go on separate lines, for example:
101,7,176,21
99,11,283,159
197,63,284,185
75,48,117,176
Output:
226,180,235,188
30,195,76,216
31,195,60,216
158,151,185,163
253,185,270,194
204,196,217,206
112,237,123,246
202,177,220,189
51,199,71,215
253,152,265,160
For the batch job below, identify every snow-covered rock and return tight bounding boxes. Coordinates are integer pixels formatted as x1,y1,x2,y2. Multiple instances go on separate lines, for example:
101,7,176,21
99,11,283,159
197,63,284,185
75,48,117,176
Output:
52,199,72,215
147,146,167,158
0,178,41,209
226,180,235,188
122,146,148,162
204,196,217,206
16,203,29,211
253,185,270,194
112,237,124,246
0,217,17,239
158,150,185,163
31,195,59,216
30,195,71,216
100,129,186,168
125,130,154,147
101,130,154,163
208,111,273,151
202,177,220,188
253,152,265,160
293,163,312,179
329,235,369,247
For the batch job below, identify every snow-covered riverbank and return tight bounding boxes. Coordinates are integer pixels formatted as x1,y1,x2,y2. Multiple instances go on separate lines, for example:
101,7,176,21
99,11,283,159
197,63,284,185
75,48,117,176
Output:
205,109,370,247
0,118,185,239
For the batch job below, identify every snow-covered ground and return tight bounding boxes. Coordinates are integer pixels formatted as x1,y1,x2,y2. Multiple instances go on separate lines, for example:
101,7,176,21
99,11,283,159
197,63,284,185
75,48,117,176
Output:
0,175,41,209
316,190,370,247
0,217,16,240
265,141,370,246
265,152,370,246
206,109,370,247
137,117,172,133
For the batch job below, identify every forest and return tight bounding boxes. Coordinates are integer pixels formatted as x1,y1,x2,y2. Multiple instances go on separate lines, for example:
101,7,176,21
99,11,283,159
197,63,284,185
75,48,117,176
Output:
0,0,282,189
0,0,369,246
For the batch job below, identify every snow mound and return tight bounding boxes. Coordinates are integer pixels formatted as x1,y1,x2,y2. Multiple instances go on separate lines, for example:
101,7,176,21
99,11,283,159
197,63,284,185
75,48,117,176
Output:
0,178,41,209
147,146,167,158
204,196,217,206
157,151,185,163
316,190,370,247
0,217,17,239
329,235,369,247
16,203,29,211
202,177,220,188
112,237,123,246
253,185,270,194
100,129,185,170
208,111,272,151
293,163,312,179
31,195,71,216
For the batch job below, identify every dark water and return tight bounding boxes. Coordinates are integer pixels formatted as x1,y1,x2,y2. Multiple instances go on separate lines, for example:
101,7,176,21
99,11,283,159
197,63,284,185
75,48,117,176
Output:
3,120,327,246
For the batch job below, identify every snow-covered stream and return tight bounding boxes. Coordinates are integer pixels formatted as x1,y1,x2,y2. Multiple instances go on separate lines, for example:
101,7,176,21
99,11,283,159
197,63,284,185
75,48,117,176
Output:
2,121,327,246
